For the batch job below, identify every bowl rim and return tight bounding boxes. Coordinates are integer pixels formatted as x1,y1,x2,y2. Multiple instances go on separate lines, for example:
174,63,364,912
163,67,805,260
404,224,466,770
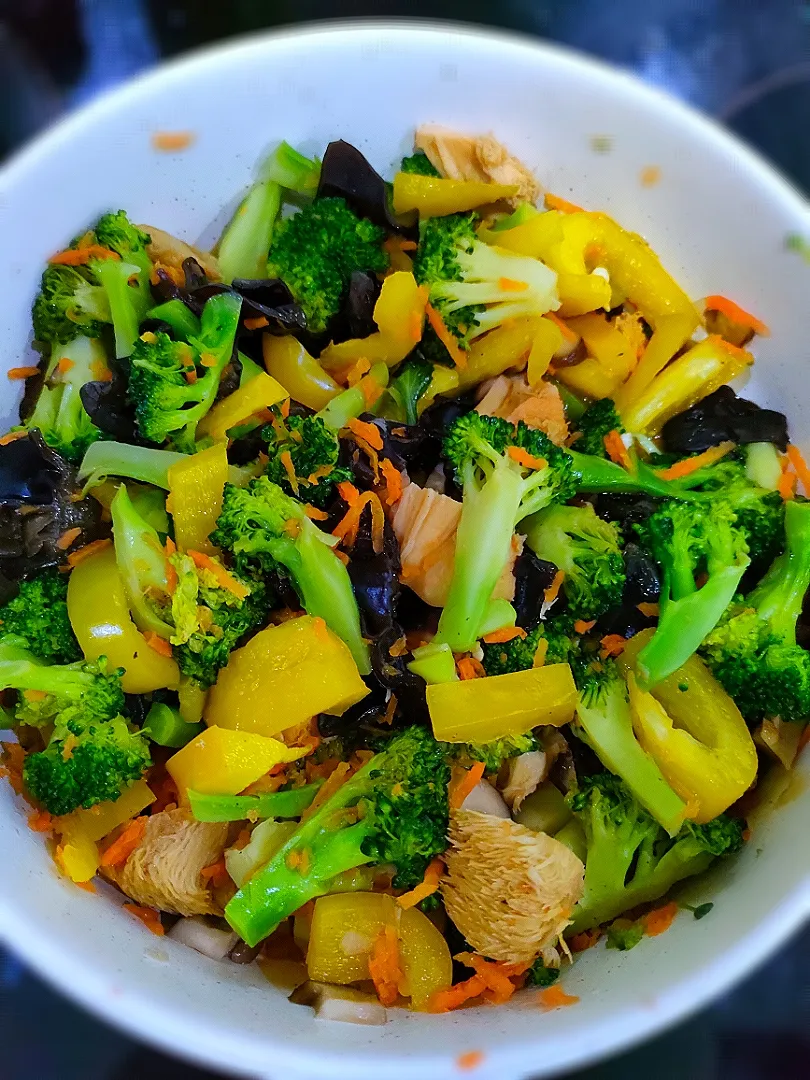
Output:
0,18,808,1080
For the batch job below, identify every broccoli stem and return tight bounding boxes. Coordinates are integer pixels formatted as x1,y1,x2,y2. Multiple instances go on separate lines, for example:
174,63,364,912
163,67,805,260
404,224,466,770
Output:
94,258,147,358
262,141,321,195
218,180,281,283
79,441,187,490
568,449,700,499
747,500,810,643
316,363,389,431
146,300,201,340
110,485,173,637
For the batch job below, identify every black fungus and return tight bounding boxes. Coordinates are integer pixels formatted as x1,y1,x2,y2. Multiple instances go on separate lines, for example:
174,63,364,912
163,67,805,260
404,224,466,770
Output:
80,367,140,443
622,542,661,605
368,624,429,724
317,139,415,236
348,505,402,640
151,270,307,337
593,493,660,545
661,386,789,455
343,271,381,340
513,548,559,629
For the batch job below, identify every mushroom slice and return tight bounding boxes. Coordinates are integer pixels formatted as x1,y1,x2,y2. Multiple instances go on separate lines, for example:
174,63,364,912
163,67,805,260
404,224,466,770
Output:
501,750,548,813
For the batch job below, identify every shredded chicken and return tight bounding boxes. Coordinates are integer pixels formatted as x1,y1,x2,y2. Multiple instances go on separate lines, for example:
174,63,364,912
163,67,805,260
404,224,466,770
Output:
414,126,541,207
102,808,228,916
138,224,221,281
391,483,521,607
476,375,568,445
441,809,584,963
501,751,548,813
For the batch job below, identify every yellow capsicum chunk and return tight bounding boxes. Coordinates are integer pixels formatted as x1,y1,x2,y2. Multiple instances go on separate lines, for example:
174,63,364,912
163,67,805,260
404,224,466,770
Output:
166,726,306,797
392,173,519,217
614,311,701,413
205,615,369,737
526,317,564,385
55,826,100,883
453,316,546,393
427,664,577,743
57,779,156,843
620,631,758,823
67,546,179,693
262,334,342,410
556,311,637,398
167,442,229,555
197,371,288,442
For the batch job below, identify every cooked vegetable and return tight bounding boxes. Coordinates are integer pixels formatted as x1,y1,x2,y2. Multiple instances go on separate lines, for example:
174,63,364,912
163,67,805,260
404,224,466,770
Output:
217,176,281,283
262,335,342,411
24,336,109,462
386,359,434,426
78,440,187,490
400,151,440,177
166,726,306,797
142,702,203,748
0,569,80,663
187,783,323,822
197,371,288,442
0,641,123,727
661,386,789,456
573,398,624,459
263,413,353,509
166,442,229,555
445,732,539,774
392,174,519,216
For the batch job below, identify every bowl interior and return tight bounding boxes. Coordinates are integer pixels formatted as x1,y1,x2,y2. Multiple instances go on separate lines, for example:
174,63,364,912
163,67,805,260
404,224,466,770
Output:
0,22,808,1080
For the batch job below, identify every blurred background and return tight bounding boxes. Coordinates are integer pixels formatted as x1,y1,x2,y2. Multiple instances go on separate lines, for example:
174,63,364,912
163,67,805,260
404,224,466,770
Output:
0,1,808,1077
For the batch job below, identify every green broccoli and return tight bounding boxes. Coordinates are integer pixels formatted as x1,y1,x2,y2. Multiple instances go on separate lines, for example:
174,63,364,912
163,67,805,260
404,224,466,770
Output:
573,398,624,458
262,413,353,509
211,476,370,674
129,291,242,451
567,772,744,933
435,413,574,653
225,726,450,945
447,732,539,774
0,570,80,664
400,151,440,177
701,498,810,723
266,197,388,334
523,503,625,620
526,962,561,988
605,918,645,951
386,358,434,426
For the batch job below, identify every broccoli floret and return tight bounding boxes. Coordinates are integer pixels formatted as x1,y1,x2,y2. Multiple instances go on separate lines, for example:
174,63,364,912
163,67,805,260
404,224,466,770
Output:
0,570,80,664
435,413,574,652
526,961,561,988
447,732,539,774
93,212,152,281
262,413,353,509
480,614,580,676
400,151,440,177
386,358,434,426
701,498,810,722
573,399,624,459
266,197,388,334
129,292,242,451
688,455,785,565
524,503,625,620
633,500,750,689
23,713,151,816
32,266,110,346
413,213,559,354
568,772,744,933
605,919,645,951
211,476,370,674
225,726,450,945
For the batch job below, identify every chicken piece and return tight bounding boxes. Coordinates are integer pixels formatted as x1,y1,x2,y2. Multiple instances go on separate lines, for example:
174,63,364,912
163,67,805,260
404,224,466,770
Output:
441,809,584,964
414,126,541,207
501,751,548,813
391,483,520,607
102,808,228,916
476,374,568,446
138,224,222,282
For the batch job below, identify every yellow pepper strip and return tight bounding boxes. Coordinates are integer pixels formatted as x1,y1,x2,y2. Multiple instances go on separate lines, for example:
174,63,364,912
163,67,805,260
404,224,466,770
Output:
206,615,369,737
392,173,519,217
479,209,566,257
556,272,613,317
166,726,307,798
178,675,207,725
55,826,99,883
527,317,564,385
453,316,545,394
427,664,577,743
262,334,341,410
419,364,460,413
555,312,637,399
620,634,758,823
167,442,229,555
621,335,753,435
197,371,288,442
57,779,155,844
67,545,179,693
614,311,701,412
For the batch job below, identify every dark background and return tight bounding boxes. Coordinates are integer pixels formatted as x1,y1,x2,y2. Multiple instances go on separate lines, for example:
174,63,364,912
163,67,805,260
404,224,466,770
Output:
0,2,808,1077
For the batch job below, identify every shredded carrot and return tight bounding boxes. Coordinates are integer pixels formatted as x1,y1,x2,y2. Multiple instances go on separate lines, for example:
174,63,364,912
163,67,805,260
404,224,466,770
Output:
7,366,40,380
397,857,445,909
276,449,299,494
0,431,27,447
408,309,424,342
302,505,328,522
66,538,112,568
498,277,528,292
75,880,96,893
449,761,486,810
600,633,627,659
123,903,164,936
56,356,75,374
380,458,404,507
786,445,810,497
544,193,584,214
56,527,82,551
200,856,230,888
28,810,53,833
164,557,178,595
655,441,734,480
537,985,580,1009
332,490,385,553
388,637,409,657
603,429,633,471
482,626,526,644
637,602,660,618
569,928,602,953
22,689,47,703
0,742,25,795
425,302,467,369
704,295,769,337
302,761,353,822
368,925,403,1006
163,536,176,556
359,369,387,408
242,315,269,331
544,569,565,606
337,480,360,505
144,631,173,658
48,245,119,266
532,638,549,668
777,456,797,501
507,446,547,471
456,953,529,1005
573,619,596,634
640,165,662,188
381,693,398,727
643,900,679,937
334,549,350,566
347,417,384,451
545,311,577,342
188,549,250,599
457,657,486,681
100,816,147,868
427,974,488,1013
456,1051,485,1071
151,130,195,152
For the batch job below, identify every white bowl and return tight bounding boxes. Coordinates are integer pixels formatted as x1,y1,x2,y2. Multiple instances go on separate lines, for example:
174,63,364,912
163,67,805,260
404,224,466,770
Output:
0,21,808,1080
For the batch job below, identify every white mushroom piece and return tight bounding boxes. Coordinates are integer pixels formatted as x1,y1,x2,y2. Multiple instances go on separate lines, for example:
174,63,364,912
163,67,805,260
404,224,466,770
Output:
441,809,584,964
102,807,228,916
414,126,542,208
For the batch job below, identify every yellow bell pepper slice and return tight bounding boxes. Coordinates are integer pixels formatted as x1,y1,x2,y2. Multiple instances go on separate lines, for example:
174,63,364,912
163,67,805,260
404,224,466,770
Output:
197,371,288,442
398,905,454,1009
453,316,545,393
527,317,564,385
427,664,577,743
556,272,613,317
481,209,565,258
67,545,179,693
556,312,637,398
262,334,342,411
392,173,519,217
166,726,306,797
55,826,100,884
205,615,369,737
419,364,460,412
620,633,758,823
57,779,156,844
167,442,229,555
614,311,701,412
621,335,753,435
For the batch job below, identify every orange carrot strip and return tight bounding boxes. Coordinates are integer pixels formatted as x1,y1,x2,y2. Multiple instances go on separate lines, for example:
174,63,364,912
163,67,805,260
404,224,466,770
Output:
56,357,75,374
243,316,269,331
187,549,250,600
637,602,660,618
427,974,488,1013
643,900,679,937
457,657,485,681
347,417,384,451
537,985,580,1009
144,631,173,658
380,458,404,507
545,311,577,342
100,816,147,868
499,277,528,292
573,619,596,634
368,925,403,1006
28,810,53,833
603,430,633,471
482,626,526,644
48,245,120,266
569,928,602,953
777,456,797,502
151,131,195,152
303,505,329,521
704,295,769,337
7,367,40,380
655,441,735,480
544,193,584,214
56,527,82,551
337,480,360,505
456,952,529,1005
346,357,371,387
544,569,565,606
123,903,165,936
397,857,445,909
425,302,467,369
200,856,230,888
0,431,27,447
278,449,299,495
507,446,547,471
449,761,486,810
600,633,627,659
786,445,810,497
0,742,26,795
66,538,112,568
332,490,385,553
75,880,96,893
457,1051,485,1071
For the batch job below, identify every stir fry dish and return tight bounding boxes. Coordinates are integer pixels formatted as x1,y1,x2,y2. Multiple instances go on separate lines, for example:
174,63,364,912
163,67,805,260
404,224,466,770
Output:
1,126,807,1021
